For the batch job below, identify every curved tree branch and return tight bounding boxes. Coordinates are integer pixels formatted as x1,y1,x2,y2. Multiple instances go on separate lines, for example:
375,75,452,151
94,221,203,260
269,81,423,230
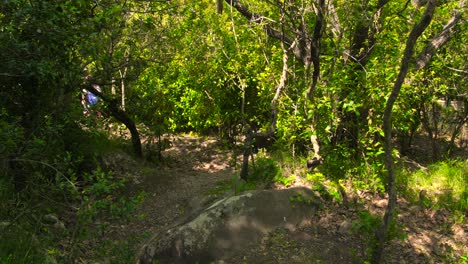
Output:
223,0,317,64
415,0,465,69
84,83,143,158
224,0,292,44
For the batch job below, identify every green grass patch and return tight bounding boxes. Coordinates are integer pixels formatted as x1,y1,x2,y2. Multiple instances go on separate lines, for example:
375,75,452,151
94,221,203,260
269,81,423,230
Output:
400,159,467,212
352,210,407,242
208,175,258,197
306,172,343,203
0,225,46,264
250,154,281,182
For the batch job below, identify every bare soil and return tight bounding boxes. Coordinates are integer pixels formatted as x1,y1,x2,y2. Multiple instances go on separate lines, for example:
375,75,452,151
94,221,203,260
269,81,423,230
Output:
98,135,466,263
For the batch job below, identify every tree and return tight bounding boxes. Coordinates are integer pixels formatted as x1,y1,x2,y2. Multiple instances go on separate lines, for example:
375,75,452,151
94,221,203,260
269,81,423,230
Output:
374,0,466,261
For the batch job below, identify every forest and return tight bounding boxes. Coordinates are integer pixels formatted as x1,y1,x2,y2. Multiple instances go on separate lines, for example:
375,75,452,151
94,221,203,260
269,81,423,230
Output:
0,0,466,263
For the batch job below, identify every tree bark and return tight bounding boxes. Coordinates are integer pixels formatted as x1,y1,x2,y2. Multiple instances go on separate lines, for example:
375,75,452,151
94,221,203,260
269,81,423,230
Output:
217,0,223,14
269,30,290,135
305,0,325,100
372,1,436,263
119,68,127,111
240,130,252,181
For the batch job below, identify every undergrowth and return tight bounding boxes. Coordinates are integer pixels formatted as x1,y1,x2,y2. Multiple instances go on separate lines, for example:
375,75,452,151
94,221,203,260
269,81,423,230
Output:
398,159,467,213
0,122,145,263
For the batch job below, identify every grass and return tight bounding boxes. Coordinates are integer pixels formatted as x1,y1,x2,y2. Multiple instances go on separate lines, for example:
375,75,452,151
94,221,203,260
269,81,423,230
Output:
399,159,467,212
0,226,45,264
305,172,344,203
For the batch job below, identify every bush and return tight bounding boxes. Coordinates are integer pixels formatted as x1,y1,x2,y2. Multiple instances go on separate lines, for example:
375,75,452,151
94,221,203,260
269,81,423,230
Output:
250,155,281,182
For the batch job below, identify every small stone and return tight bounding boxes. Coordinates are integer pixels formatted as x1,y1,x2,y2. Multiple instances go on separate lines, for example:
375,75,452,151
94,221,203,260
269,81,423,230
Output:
43,214,59,224
374,199,387,208
338,220,352,235
409,205,421,214
53,221,66,232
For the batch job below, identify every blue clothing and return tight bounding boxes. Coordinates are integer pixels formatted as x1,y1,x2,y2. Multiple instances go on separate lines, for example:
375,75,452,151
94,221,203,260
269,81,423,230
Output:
87,92,98,105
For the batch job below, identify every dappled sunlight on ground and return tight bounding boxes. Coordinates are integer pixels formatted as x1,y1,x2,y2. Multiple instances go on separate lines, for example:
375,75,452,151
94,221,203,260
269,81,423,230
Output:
97,135,466,263
163,135,234,173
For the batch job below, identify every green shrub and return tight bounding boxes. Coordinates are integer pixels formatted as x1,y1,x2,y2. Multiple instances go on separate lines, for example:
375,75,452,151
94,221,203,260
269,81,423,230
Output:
305,172,343,203
250,155,281,182
352,210,406,241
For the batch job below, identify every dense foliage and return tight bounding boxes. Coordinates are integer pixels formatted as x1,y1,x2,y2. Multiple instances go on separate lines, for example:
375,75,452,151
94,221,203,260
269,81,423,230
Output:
0,0,466,262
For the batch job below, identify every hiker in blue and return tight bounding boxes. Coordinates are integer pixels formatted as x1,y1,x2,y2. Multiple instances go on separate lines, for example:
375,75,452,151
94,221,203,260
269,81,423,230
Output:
87,88,99,106
82,75,102,117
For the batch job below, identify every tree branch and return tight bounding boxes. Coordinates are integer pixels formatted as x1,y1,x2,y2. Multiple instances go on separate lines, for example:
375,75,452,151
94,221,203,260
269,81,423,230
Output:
0,72,32,77
224,0,292,44
84,83,143,158
415,1,464,69
306,0,325,100
224,0,320,65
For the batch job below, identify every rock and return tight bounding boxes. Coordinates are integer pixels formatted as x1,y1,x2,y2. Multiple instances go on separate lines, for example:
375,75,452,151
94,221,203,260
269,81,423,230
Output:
43,214,59,224
138,187,320,264
338,220,353,235
374,199,387,208
0,221,10,230
43,214,66,232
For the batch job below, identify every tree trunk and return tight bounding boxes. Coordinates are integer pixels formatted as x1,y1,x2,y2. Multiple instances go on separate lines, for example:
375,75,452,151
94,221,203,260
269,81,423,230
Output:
119,67,128,111
217,0,223,14
239,7,290,181
333,1,389,151
239,131,252,181
372,1,436,263
85,84,143,158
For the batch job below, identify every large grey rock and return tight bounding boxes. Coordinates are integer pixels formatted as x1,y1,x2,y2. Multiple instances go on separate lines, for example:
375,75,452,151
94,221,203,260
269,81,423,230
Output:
138,187,320,264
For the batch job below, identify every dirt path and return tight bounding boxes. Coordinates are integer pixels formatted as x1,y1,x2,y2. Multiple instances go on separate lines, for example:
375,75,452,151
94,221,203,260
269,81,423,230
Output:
99,135,466,264
99,136,236,260
134,136,235,231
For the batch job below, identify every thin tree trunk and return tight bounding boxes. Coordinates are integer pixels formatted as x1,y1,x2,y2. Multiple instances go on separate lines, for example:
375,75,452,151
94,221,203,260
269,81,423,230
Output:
305,0,325,100
111,77,116,95
239,7,290,181
85,84,143,158
372,1,436,263
240,130,252,181
269,30,290,135
333,1,388,150
119,67,127,111
217,0,223,14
